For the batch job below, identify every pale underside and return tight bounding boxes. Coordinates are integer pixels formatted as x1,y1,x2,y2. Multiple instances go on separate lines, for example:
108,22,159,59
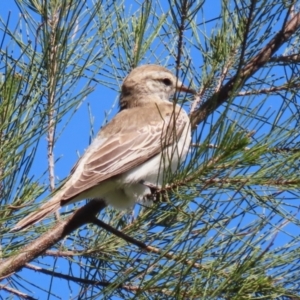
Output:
61,101,191,207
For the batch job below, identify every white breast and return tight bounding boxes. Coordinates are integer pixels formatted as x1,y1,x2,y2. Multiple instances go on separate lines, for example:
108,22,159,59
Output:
101,110,191,209
122,119,190,183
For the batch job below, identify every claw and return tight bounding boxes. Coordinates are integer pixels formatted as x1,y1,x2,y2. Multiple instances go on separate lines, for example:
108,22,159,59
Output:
139,180,160,194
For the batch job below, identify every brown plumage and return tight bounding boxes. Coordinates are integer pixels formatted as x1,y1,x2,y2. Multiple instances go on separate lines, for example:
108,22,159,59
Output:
14,65,195,231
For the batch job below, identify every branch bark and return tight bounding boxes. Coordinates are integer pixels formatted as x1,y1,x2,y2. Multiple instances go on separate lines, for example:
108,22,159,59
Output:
190,11,300,129
0,200,106,278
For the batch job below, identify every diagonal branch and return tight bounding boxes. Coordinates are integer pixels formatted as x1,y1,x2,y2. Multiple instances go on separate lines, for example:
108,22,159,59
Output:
237,82,300,96
91,217,212,272
190,11,300,129
25,263,110,287
0,200,106,279
0,283,37,300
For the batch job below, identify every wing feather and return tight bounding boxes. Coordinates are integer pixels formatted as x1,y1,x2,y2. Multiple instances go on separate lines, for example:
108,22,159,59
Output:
61,103,189,201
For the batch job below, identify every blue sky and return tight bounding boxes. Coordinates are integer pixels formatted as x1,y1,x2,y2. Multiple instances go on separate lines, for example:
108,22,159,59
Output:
1,0,298,299
0,1,119,298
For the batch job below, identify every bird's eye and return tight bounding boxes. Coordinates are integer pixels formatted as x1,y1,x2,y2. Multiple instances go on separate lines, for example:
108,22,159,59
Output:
162,78,172,86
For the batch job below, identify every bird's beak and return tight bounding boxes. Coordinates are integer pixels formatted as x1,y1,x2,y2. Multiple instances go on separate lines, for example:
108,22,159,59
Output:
176,80,196,94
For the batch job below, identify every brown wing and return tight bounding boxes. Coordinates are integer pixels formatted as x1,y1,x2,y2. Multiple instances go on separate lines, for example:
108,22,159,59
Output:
13,103,189,231
61,103,189,201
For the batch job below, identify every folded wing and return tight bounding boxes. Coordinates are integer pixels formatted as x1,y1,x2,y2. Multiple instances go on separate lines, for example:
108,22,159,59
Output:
61,104,188,202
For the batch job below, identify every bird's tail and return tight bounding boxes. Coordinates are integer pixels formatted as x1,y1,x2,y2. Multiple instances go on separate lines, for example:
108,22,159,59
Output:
12,196,62,231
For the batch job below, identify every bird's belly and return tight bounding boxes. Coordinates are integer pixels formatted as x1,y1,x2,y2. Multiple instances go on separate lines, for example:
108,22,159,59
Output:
105,133,191,209
120,139,190,186
91,130,191,210
101,154,162,209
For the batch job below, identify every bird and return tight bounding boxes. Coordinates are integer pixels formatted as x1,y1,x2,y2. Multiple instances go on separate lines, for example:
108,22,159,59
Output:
13,64,195,231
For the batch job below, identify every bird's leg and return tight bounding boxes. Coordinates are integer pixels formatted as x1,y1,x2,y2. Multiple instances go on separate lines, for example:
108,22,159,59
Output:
139,180,160,194
139,180,167,203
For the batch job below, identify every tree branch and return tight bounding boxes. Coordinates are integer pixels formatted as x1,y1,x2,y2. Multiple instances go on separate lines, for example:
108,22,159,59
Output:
91,216,213,272
190,11,300,129
0,283,37,300
25,263,110,287
238,82,300,96
0,200,107,278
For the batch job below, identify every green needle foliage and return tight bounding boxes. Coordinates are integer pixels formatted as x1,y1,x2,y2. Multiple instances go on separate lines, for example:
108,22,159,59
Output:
1,0,300,299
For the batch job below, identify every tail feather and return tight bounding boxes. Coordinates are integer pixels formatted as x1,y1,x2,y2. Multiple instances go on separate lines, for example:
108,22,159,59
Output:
12,198,62,231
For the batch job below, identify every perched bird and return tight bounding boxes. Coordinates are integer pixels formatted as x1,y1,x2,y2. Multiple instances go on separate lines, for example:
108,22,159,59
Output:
14,65,195,230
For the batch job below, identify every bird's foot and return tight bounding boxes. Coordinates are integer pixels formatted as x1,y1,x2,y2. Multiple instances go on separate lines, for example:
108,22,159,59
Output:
139,180,160,194
139,180,167,203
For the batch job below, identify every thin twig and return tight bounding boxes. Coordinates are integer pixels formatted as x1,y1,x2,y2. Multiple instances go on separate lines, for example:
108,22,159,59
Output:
25,263,110,287
47,10,59,221
235,0,257,77
238,83,300,96
24,263,180,295
174,0,189,71
0,283,37,300
91,216,212,272
269,53,300,63
191,143,300,154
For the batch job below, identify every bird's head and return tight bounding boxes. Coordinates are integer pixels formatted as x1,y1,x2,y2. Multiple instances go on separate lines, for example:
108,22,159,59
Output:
120,65,195,110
